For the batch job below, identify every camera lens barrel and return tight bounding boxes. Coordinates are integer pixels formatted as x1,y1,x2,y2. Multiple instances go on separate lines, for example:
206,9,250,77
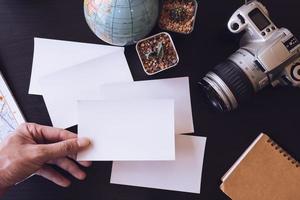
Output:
212,60,255,103
201,60,255,111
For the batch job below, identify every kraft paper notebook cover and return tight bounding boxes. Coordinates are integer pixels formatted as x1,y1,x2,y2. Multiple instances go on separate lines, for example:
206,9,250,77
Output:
221,133,300,200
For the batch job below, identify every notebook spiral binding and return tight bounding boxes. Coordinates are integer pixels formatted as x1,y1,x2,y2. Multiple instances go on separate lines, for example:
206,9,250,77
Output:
267,138,300,168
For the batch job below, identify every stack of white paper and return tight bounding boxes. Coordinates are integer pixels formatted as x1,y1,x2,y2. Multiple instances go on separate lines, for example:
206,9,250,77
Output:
29,38,206,194
39,52,133,128
99,77,194,134
29,38,133,128
77,76,206,194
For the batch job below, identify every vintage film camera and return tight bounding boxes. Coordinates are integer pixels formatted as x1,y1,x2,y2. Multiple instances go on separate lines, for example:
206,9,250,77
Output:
200,0,300,111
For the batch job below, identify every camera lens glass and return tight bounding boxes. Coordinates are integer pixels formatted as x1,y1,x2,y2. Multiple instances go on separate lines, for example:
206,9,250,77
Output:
201,60,255,111
200,80,227,111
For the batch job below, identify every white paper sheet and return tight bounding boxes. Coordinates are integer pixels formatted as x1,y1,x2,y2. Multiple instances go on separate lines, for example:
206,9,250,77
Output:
77,99,175,161
99,77,194,134
110,135,206,194
39,51,133,128
29,38,123,95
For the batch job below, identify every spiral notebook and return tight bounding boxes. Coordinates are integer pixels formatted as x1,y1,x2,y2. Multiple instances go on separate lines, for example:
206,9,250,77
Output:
221,133,300,200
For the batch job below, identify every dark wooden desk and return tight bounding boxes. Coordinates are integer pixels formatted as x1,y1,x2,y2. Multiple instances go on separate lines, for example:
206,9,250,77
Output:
0,0,299,199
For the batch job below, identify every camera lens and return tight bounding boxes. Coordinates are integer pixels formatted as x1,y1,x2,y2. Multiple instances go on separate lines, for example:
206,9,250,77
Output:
200,79,227,111
201,60,255,111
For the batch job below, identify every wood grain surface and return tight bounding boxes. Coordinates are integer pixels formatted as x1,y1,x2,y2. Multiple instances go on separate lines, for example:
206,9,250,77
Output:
0,0,299,199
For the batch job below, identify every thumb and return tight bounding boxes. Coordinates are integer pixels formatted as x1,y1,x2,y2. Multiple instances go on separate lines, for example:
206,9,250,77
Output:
40,138,90,161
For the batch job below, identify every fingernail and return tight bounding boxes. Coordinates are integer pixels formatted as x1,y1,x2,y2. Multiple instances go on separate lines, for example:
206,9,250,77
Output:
78,172,87,180
63,181,71,188
77,138,90,148
79,161,93,167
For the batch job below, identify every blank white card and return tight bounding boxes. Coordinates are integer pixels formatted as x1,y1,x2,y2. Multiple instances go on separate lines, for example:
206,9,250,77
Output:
100,77,194,134
39,51,133,128
110,135,206,194
29,38,123,95
77,99,175,161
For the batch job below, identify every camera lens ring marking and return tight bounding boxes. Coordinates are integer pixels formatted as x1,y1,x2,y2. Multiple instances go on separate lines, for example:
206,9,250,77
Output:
230,49,268,92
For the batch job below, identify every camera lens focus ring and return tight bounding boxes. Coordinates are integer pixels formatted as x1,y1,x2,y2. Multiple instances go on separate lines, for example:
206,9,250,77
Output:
212,60,255,104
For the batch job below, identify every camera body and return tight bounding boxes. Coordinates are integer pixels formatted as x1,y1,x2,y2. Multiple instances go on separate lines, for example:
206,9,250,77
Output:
201,1,300,111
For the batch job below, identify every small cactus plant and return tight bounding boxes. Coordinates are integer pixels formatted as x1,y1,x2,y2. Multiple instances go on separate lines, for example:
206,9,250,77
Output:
169,7,187,22
145,42,165,60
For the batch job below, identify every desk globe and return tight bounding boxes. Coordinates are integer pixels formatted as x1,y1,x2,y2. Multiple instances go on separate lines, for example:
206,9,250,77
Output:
84,0,159,46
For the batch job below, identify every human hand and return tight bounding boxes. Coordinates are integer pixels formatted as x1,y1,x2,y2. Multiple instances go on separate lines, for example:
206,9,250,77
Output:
0,123,91,195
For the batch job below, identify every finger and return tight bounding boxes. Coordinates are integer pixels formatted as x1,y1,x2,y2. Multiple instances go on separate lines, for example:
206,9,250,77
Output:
19,123,77,143
67,154,92,167
36,165,70,187
49,158,86,180
78,161,92,167
39,138,90,161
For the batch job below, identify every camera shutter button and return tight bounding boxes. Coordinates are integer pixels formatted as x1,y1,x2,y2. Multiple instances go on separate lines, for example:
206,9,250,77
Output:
291,64,300,81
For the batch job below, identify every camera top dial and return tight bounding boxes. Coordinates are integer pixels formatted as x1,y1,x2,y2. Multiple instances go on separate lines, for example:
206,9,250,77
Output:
291,64,300,81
